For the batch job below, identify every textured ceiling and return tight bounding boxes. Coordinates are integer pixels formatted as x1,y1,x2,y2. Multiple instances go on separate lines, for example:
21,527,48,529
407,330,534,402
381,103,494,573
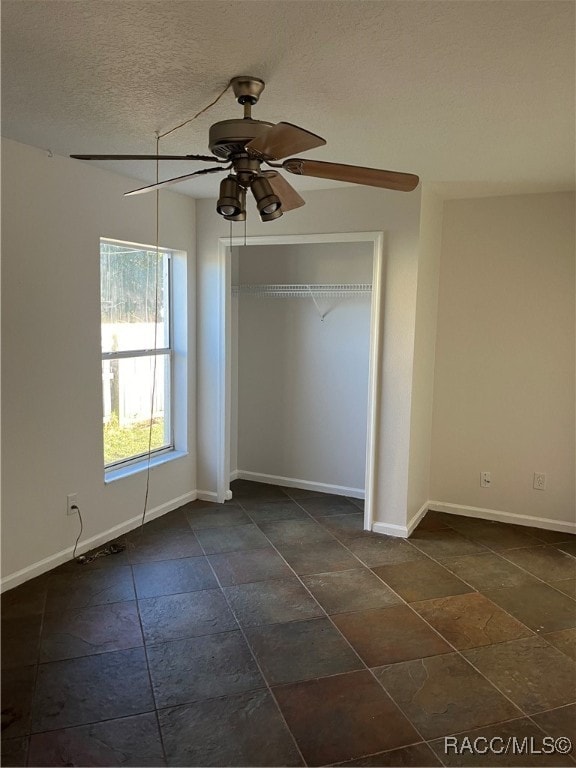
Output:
2,0,574,198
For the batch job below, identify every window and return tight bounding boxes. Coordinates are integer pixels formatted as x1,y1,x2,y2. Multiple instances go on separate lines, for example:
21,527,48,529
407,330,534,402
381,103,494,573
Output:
100,239,174,469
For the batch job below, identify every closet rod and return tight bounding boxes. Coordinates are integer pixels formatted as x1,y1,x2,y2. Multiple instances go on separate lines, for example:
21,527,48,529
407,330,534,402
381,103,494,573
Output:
232,283,372,298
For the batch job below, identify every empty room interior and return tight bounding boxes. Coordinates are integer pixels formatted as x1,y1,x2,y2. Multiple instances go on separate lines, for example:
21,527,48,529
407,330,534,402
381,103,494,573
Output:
1,1,575,767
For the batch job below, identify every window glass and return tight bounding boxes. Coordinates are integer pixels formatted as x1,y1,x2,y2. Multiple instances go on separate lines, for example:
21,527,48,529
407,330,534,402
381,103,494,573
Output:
100,240,173,468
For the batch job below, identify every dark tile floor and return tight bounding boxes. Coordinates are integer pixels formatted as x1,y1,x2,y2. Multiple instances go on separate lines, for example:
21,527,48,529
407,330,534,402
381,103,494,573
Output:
2,482,576,767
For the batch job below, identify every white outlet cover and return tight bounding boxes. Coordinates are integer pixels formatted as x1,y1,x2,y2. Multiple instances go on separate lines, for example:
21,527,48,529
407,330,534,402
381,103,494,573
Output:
533,473,547,490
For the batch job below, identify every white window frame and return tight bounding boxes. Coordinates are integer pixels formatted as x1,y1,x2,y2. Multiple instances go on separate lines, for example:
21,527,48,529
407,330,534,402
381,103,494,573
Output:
100,238,187,480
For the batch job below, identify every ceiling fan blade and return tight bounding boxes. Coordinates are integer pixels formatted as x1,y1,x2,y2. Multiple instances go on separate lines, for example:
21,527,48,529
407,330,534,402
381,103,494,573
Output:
71,153,222,162
262,171,305,211
124,166,227,196
246,122,326,161
282,158,419,192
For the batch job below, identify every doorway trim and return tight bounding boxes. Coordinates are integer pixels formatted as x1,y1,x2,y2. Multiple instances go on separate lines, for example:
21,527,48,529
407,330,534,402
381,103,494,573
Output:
216,231,384,532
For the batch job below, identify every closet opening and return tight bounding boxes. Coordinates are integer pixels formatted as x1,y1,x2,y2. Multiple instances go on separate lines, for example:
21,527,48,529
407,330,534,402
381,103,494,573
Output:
216,232,384,532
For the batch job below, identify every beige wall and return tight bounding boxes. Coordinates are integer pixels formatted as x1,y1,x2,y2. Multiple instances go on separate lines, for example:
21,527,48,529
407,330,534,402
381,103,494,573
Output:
430,192,575,526
1,139,197,585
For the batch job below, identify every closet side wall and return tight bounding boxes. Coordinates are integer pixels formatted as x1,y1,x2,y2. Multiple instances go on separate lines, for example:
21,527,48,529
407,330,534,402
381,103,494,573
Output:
235,243,372,493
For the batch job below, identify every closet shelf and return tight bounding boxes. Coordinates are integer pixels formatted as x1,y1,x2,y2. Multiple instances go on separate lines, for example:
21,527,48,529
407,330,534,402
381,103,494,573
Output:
232,283,372,298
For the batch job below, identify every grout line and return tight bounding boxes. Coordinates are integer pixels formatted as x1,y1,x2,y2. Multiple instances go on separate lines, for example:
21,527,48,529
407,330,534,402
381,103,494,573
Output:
235,497,575,734
233,497,434,754
197,531,309,768
129,561,169,767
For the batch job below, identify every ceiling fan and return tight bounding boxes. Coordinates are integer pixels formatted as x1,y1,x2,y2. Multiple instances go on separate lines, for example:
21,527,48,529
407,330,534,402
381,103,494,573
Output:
71,76,419,222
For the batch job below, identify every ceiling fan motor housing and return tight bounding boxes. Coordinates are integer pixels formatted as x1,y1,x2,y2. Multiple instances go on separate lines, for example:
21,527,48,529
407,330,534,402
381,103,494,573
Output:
230,76,265,105
209,118,274,160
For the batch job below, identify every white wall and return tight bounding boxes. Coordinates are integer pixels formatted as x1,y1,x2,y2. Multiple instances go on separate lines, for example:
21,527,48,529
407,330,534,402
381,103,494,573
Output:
234,242,372,492
407,189,444,524
196,187,422,530
430,192,575,526
1,139,197,584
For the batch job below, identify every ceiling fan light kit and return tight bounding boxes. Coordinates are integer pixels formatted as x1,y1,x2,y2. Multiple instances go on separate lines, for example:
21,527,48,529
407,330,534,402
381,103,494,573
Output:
71,76,420,222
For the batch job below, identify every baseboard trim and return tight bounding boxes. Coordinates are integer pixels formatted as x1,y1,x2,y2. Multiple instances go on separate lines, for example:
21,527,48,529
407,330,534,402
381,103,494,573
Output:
407,502,429,536
428,501,576,535
233,470,365,500
1,491,198,593
196,490,220,503
372,521,409,537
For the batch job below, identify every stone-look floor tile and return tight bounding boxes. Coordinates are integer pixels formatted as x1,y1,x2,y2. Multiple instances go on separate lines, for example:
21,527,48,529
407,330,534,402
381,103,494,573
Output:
138,588,237,644
543,628,576,660
125,522,203,563
375,652,521,739
333,605,451,666
158,689,303,766
429,717,575,767
372,558,473,602
483,583,576,633
414,510,454,532
40,600,143,662
258,518,334,547
284,487,335,500
1,665,36,739
302,569,400,615
1,577,47,619
244,617,362,685
529,530,576,545
557,540,576,558
442,552,540,590
501,546,576,582
273,670,419,765
346,535,426,567
463,636,576,714
224,578,323,628
230,480,290,501
241,499,310,523
132,556,217,598
195,523,271,554
209,547,292,586
442,517,542,551
550,579,576,599
32,648,154,732
27,713,165,767
409,530,489,561
147,630,264,708
185,504,251,529
317,514,368,542
1,614,42,669
277,540,360,575
346,497,365,510
334,743,441,766
44,566,135,612
412,593,533,650
531,703,576,743
0,736,28,766
297,496,361,518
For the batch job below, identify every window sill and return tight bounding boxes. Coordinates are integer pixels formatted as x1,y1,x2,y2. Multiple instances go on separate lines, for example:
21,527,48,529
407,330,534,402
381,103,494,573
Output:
104,450,188,484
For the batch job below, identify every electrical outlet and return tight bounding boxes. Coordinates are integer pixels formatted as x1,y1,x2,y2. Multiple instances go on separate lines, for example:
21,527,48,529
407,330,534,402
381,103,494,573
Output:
67,493,79,515
480,471,491,488
533,473,546,490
